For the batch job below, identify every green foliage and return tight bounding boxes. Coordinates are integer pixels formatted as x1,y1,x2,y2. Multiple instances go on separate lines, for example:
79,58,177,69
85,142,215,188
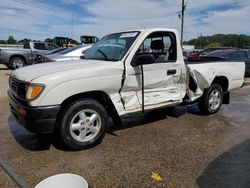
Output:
17,38,31,44
204,42,220,49
45,38,54,43
6,36,17,44
0,40,6,44
184,34,250,49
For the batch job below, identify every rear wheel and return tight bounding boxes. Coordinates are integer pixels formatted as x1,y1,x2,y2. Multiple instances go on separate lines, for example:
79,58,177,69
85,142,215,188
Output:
198,84,223,115
56,99,108,150
10,57,25,69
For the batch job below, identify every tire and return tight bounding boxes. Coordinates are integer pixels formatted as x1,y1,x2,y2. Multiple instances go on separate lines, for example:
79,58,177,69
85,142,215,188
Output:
10,57,25,69
198,84,223,115
56,99,108,150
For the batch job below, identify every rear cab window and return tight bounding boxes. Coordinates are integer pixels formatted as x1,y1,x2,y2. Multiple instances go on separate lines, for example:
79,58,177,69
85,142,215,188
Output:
23,43,30,49
34,43,46,50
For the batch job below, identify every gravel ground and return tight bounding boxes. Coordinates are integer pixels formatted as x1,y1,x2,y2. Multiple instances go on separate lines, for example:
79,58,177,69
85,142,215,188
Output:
0,64,250,188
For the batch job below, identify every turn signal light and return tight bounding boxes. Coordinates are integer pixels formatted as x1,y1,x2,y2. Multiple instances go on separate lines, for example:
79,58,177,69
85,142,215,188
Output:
26,85,44,100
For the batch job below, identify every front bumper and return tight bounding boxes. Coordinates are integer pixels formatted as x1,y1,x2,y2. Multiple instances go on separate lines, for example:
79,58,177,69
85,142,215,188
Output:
8,90,61,134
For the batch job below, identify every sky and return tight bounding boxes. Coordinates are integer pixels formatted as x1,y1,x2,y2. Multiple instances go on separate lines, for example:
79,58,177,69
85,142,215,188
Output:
0,0,249,42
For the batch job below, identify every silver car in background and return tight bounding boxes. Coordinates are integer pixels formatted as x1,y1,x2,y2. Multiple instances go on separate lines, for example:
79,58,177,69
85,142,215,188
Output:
40,44,92,63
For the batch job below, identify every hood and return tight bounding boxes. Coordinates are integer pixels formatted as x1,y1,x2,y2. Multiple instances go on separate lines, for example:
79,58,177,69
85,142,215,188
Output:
12,59,123,82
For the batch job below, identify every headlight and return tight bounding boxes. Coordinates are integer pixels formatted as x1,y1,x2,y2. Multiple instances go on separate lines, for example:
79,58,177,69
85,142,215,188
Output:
26,84,45,100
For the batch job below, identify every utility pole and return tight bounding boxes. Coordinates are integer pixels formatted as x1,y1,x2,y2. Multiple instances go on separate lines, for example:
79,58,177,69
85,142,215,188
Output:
180,0,185,47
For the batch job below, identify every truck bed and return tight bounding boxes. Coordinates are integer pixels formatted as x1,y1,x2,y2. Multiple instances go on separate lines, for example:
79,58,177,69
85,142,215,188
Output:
186,60,245,100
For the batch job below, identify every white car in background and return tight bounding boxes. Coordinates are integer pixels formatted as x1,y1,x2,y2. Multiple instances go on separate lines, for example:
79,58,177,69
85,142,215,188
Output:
42,44,92,62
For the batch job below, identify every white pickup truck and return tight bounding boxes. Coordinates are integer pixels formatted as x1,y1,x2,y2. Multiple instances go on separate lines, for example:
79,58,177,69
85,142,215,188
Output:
8,28,245,150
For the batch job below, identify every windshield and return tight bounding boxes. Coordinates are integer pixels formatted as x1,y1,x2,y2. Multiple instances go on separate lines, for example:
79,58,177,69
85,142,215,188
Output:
84,31,140,61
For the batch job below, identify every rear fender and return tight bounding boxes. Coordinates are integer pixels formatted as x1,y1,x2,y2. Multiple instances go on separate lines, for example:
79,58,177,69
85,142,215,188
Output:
186,67,216,101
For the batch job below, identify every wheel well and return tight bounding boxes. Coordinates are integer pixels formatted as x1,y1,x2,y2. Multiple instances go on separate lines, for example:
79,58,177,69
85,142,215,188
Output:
10,55,26,64
60,91,122,126
212,76,229,92
188,75,197,92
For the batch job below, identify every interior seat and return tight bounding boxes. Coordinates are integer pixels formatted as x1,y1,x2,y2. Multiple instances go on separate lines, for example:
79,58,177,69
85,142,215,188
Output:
150,40,169,62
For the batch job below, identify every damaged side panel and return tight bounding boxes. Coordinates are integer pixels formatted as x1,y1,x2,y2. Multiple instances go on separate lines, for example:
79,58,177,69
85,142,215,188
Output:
119,62,187,114
186,65,217,101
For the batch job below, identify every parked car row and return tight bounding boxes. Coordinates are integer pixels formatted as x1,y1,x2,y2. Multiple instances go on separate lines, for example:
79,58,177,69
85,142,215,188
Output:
187,48,250,76
0,42,59,69
1,39,249,78
0,42,92,69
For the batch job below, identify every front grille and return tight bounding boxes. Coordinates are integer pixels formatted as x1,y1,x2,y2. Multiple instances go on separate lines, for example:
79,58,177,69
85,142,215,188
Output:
10,77,19,92
9,77,26,100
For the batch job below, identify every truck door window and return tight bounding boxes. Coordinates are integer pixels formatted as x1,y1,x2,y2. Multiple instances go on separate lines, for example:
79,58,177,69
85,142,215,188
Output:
34,43,46,50
138,32,177,63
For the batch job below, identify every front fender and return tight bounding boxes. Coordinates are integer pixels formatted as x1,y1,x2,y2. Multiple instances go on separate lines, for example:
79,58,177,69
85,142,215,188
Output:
30,74,122,107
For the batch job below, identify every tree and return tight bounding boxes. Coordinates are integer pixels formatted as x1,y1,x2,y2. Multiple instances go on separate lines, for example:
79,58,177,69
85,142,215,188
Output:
0,40,6,44
45,38,54,43
204,42,220,49
17,38,31,44
6,36,17,44
184,34,250,49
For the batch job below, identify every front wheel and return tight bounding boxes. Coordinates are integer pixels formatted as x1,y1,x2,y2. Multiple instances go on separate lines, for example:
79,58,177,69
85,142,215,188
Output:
10,57,25,69
56,99,108,150
198,84,223,115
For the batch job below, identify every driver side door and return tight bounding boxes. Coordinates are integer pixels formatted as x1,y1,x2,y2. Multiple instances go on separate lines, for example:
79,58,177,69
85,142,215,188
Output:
120,31,185,112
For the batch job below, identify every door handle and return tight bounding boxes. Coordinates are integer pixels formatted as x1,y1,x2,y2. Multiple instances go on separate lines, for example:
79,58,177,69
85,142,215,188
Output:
167,69,176,75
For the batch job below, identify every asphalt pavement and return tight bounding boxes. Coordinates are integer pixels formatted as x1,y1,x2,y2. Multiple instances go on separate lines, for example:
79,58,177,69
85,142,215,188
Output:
0,65,250,188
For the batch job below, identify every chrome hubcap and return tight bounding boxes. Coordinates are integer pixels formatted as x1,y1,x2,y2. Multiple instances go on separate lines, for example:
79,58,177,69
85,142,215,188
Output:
13,59,24,69
69,109,101,143
208,90,221,111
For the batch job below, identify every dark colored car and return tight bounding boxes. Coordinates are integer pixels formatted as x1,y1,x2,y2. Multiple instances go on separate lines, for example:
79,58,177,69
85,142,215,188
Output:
187,47,239,61
203,49,250,76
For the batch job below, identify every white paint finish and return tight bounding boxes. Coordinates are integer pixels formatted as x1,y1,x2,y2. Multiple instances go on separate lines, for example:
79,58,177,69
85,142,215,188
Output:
120,61,185,112
120,28,187,113
186,61,245,100
29,61,123,106
10,28,245,116
187,61,245,90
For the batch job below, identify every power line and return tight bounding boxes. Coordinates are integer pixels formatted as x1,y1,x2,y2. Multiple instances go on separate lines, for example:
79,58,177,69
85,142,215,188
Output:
13,0,75,16
13,0,177,20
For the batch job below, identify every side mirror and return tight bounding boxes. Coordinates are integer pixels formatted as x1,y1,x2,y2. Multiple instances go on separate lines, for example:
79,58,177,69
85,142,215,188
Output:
131,54,155,67
80,55,85,59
